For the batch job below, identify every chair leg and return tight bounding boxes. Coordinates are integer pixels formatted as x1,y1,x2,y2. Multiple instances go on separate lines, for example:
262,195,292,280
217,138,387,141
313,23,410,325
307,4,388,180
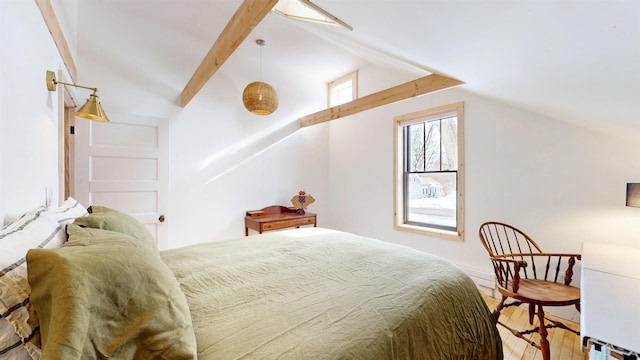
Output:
537,305,550,360
528,304,535,325
493,296,507,321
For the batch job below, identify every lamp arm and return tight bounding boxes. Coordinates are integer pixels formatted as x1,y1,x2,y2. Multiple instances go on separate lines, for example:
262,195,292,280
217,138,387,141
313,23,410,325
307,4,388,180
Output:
54,80,97,93
46,70,97,93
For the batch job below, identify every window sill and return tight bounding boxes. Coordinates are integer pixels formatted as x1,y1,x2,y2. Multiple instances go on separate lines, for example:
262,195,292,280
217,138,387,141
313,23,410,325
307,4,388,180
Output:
394,223,463,241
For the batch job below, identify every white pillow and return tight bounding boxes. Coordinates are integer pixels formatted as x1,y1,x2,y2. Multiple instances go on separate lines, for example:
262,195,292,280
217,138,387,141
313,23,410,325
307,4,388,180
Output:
0,207,67,360
43,197,88,225
2,197,88,229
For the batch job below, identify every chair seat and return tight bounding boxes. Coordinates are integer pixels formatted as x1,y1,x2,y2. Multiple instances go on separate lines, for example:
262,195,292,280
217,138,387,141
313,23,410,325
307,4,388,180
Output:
503,279,580,306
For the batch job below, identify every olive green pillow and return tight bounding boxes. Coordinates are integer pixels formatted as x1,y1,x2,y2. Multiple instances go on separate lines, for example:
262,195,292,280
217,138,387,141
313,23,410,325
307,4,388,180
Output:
27,224,197,359
73,205,157,251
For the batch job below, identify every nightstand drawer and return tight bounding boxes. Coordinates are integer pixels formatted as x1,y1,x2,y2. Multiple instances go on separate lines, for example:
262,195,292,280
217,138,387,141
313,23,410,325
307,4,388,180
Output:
263,217,314,230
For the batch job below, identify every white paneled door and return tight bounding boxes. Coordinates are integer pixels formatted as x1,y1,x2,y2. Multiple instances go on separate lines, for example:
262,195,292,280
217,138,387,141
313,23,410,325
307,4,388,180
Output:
72,113,169,249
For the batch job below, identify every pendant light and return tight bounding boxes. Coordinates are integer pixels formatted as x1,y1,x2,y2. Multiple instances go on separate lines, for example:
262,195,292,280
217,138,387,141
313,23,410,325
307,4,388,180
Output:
242,39,278,115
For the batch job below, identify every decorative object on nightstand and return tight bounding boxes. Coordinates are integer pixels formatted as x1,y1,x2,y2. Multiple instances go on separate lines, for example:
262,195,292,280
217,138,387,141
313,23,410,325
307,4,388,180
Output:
291,190,315,214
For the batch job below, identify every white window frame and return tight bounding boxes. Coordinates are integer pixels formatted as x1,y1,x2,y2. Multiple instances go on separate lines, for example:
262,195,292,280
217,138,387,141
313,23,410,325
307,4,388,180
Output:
328,71,358,107
393,102,465,241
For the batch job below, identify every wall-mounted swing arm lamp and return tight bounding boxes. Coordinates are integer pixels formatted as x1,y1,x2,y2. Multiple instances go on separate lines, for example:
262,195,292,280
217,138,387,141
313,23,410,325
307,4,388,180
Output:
46,70,109,122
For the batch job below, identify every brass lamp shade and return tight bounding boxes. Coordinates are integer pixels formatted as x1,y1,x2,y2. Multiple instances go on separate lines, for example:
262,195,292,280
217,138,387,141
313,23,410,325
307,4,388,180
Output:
242,81,278,115
76,92,109,122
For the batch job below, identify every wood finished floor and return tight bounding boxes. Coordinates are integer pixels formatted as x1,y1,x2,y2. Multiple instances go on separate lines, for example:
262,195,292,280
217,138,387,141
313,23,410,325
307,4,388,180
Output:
482,292,585,360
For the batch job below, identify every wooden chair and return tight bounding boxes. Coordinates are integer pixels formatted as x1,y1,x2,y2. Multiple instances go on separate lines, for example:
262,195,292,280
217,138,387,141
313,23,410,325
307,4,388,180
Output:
478,221,581,360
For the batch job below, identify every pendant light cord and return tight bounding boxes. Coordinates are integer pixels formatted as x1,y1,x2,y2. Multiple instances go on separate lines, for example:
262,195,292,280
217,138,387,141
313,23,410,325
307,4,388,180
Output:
256,39,266,81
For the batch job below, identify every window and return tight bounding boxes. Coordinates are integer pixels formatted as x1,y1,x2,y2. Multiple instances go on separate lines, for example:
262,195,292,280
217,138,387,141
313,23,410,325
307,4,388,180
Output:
328,71,357,107
394,102,464,240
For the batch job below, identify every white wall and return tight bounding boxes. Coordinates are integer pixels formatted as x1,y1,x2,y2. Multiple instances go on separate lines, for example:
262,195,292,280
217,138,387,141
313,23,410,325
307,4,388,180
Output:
0,1,69,221
326,63,640,281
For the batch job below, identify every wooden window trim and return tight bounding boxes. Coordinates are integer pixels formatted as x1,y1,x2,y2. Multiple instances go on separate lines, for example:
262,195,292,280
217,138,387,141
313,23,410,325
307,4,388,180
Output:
327,71,358,107
393,102,465,241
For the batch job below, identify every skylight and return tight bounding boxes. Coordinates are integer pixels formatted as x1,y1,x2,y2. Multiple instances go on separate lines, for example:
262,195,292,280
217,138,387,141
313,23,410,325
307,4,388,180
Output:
272,0,352,31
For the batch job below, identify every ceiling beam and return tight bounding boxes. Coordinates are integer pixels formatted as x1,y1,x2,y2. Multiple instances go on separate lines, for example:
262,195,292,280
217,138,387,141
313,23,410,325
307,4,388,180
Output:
179,0,279,107
299,74,464,127
36,0,77,83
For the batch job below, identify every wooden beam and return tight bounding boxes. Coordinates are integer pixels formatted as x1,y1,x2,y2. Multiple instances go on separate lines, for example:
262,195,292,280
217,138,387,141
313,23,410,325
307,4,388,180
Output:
35,0,78,82
179,0,279,107
300,74,464,128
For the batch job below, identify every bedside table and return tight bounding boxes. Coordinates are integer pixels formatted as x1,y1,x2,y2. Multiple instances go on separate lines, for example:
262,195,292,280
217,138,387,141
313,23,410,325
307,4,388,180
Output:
245,205,317,236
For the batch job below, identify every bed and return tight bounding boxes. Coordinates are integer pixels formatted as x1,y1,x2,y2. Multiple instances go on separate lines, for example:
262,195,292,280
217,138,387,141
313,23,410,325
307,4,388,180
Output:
1,200,502,359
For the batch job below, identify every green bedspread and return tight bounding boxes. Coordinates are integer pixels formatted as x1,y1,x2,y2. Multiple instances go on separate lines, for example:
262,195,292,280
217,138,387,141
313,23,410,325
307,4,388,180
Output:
161,228,503,359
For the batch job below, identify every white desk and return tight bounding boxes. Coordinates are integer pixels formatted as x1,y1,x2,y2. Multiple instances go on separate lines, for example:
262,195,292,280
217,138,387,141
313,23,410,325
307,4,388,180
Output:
581,242,640,356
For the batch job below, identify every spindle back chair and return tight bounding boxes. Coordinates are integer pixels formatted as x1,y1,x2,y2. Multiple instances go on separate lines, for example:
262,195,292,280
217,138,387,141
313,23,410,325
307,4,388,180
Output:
478,221,581,360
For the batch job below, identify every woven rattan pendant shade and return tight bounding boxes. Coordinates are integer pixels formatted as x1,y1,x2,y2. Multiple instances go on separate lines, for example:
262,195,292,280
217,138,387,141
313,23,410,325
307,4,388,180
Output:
242,39,278,115
242,81,278,115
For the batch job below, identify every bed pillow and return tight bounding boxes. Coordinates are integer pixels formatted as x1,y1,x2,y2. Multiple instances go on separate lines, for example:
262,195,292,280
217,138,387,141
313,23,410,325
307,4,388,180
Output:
0,207,65,360
26,224,197,359
43,197,88,225
74,206,157,251
2,198,87,228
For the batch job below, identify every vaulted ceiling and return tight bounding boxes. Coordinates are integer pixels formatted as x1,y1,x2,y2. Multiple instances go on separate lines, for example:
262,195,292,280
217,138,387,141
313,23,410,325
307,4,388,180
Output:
58,0,640,135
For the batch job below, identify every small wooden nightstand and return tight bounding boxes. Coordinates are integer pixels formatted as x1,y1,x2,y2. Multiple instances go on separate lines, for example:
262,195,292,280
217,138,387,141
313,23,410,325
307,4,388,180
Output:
245,205,317,236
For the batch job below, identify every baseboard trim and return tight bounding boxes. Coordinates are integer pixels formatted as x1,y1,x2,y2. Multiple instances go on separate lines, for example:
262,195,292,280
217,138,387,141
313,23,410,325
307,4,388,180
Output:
459,266,497,297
